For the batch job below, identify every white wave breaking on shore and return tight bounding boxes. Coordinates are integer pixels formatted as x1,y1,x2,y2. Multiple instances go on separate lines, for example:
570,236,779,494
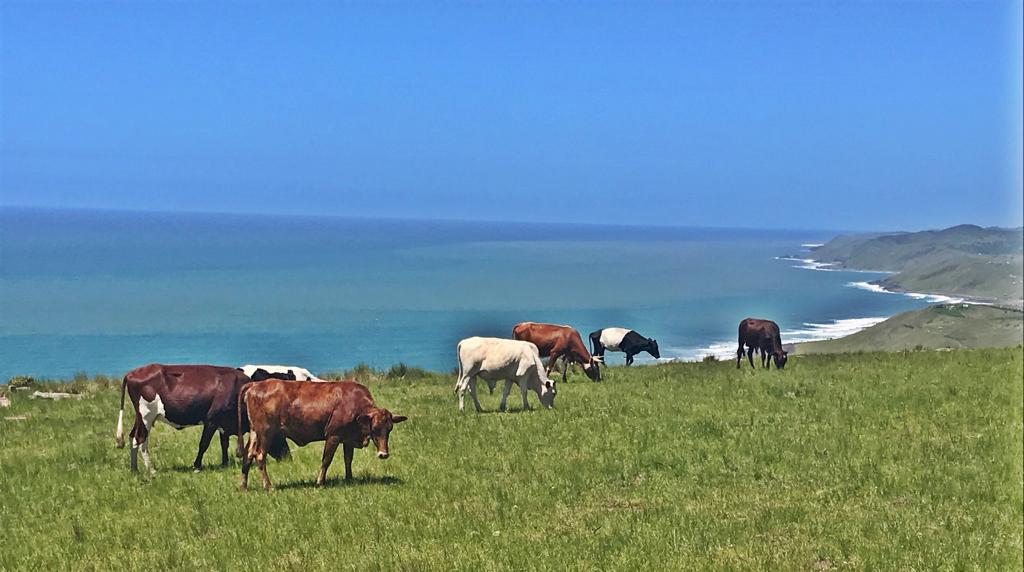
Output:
800,243,824,248
846,281,966,304
666,316,890,362
775,256,896,274
775,256,839,271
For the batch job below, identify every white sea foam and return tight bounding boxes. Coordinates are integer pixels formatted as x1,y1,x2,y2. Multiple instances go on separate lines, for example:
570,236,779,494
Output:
846,281,966,304
665,316,890,362
776,256,838,271
775,257,896,274
800,243,824,248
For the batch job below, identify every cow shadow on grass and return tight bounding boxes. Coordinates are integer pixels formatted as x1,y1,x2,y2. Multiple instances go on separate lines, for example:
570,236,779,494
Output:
274,475,403,491
168,463,238,474
473,407,535,415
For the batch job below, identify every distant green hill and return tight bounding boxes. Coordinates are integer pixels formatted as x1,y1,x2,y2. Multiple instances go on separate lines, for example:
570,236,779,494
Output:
796,304,1023,354
808,225,1023,304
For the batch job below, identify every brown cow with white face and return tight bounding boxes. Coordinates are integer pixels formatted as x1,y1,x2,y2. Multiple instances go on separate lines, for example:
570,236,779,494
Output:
239,379,406,491
512,322,602,382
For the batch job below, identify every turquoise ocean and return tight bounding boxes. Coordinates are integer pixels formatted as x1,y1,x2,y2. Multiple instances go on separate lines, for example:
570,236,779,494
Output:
0,207,937,380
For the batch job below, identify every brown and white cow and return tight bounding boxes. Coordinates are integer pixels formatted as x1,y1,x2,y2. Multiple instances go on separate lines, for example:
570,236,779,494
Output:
736,318,788,370
114,364,261,475
239,379,406,491
512,321,602,382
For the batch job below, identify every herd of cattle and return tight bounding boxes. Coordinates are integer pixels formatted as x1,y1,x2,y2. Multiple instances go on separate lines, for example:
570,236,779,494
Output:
112,318,786,490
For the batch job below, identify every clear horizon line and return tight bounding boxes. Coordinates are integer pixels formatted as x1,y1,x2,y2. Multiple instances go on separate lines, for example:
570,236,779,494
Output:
0,203,927,236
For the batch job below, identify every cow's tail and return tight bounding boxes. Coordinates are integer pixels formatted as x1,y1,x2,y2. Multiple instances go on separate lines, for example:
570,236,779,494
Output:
237,384,251,458
114,375,127,448
454,341,464,396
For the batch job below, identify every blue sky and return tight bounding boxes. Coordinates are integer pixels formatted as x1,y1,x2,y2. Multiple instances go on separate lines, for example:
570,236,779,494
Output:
2,2,1021,231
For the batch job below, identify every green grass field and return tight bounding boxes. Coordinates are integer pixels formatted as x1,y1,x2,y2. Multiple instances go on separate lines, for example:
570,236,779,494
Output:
1,349,1022,570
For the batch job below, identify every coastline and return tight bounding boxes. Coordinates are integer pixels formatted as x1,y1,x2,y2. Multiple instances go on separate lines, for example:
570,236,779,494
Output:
672,247,1003,362
667,316,891,362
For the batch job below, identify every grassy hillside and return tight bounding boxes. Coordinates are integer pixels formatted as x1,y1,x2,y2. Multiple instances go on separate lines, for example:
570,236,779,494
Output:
1,350,1022,570
808,225,1023,303
797,304,1024,355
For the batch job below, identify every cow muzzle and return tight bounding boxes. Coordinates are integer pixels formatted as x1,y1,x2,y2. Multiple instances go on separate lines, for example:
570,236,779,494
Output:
377,451,389,460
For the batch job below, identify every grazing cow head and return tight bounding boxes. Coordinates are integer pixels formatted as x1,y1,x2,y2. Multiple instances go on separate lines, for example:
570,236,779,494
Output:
646,339,661,359
582,359,602,382
538,377,557,408
773,351,789,369
357,408,408,459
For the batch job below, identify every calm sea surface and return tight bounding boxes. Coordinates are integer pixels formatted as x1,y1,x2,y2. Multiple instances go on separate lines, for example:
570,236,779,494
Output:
0,208,931,380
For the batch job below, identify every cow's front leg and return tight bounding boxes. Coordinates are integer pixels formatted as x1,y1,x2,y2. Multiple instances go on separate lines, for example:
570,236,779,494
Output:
625,353,634,366
192,424,217,471
520,379,531,410
343,444,355,481
499,379,514,412
747,347,755,369
316,437,341,487
469,378,483,412
545,354,559,377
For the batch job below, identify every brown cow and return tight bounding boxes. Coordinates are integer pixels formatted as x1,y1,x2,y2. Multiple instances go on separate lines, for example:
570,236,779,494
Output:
114,364,266,475
512,322,601,382
239,379,406,491
736,318,788,370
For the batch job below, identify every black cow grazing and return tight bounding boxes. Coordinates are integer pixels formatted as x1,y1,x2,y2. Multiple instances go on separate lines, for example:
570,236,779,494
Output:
589,328,660,366
736,318,788,370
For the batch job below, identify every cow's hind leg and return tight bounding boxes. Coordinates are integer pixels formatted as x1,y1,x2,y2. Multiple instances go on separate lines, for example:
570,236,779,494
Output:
129,411,156,476
625,352,635,366
316,437,341,487
747,347,755,369
736,345,744,369
193,423,217,472
128,416,144,472
139,439,155,476
240,433,257,491
458,372,481,411
257,450,272,491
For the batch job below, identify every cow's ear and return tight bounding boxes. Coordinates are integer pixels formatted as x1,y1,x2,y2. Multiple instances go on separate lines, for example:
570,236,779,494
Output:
392,415,408,424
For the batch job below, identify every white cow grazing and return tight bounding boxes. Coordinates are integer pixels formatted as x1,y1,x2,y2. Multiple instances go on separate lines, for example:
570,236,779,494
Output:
455,337,557,412
240,364,324,382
